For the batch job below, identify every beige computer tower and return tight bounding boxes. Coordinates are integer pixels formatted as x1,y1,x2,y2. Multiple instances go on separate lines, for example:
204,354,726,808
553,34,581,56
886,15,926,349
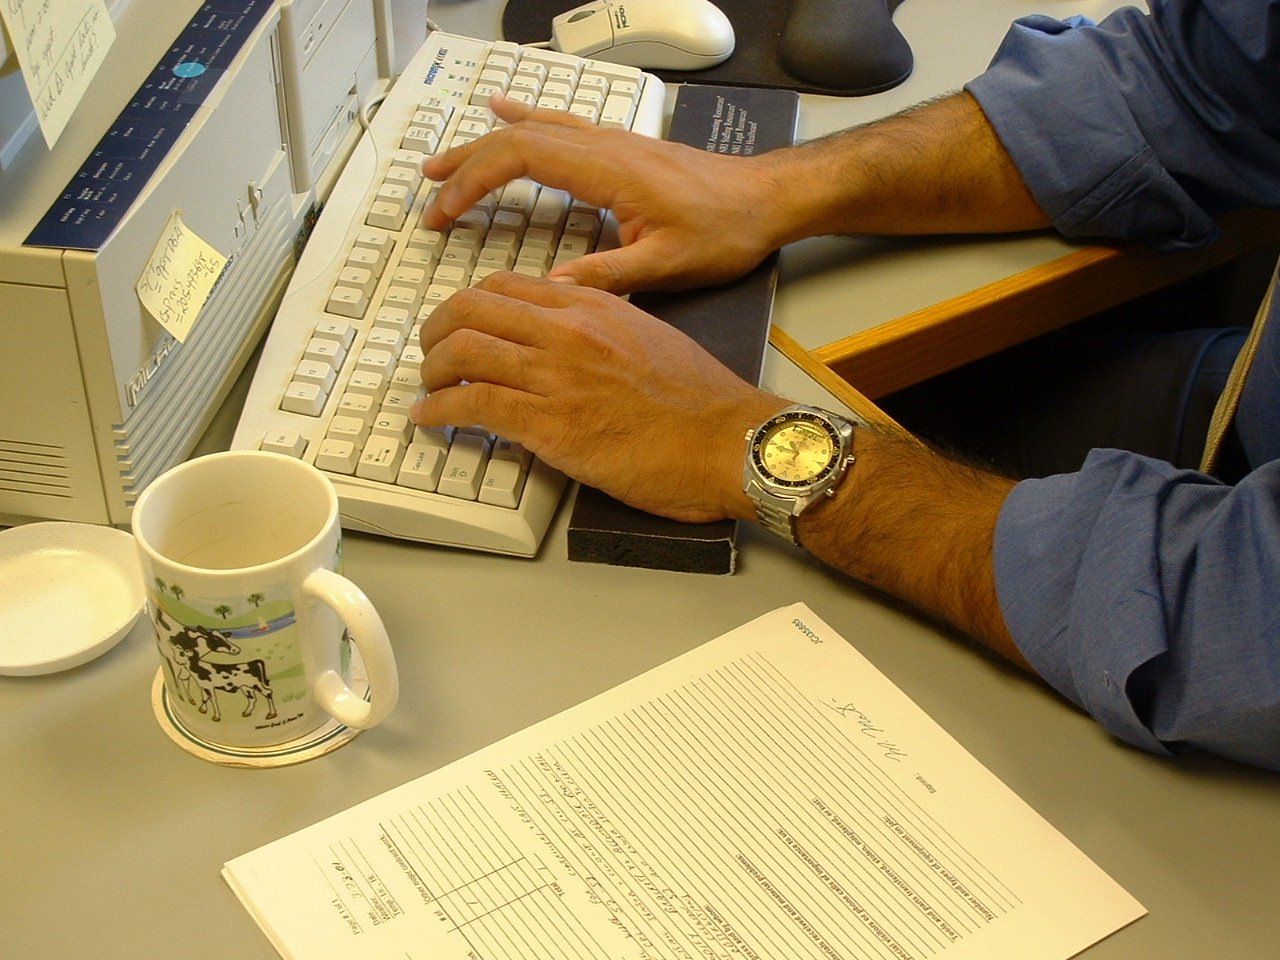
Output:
0,0,396,527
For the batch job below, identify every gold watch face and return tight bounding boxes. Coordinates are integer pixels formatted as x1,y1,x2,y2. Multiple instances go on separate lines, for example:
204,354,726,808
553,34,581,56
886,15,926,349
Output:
754,414,840,486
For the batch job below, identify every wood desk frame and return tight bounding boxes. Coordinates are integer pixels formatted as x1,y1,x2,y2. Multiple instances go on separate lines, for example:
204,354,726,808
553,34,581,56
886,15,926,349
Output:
812,209,1280,399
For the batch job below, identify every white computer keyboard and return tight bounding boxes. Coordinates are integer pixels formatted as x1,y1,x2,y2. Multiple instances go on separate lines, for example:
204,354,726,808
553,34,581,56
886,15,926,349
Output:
232,32,666,556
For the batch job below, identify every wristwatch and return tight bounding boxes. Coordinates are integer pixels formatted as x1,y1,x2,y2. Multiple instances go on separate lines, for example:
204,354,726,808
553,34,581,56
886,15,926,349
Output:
743,405,857,544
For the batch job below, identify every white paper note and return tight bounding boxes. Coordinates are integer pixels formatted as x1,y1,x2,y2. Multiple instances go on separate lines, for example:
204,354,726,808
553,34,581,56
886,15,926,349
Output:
224,604,1144,960
136,212,227,342
0,0,114,148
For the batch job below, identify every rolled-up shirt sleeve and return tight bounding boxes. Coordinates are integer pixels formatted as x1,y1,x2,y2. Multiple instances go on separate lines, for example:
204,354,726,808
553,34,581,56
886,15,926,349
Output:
995,453,1280,770
965,1,1280,250
967,1,1280,769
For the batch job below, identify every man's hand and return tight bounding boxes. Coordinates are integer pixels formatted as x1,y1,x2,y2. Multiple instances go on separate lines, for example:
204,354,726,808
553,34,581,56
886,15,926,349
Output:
411,272,785,523
420,94,785,294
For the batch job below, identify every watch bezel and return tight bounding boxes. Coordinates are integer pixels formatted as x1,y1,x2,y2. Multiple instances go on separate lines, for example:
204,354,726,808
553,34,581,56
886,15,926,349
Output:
749,409,846,490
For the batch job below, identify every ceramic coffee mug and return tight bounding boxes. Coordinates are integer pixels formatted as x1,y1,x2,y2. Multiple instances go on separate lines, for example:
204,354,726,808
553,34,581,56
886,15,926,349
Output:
132,451,398,750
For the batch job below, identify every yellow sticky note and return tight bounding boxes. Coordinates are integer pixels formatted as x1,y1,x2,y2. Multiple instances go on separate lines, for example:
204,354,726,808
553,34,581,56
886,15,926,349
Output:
0,0,115,148
136,213,228,343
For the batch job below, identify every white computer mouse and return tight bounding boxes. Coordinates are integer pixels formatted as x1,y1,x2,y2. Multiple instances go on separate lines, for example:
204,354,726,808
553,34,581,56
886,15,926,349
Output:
550,0,735,71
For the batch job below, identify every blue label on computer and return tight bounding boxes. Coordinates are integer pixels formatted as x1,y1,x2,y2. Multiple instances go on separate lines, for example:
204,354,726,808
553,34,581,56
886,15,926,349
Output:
24,0,274,252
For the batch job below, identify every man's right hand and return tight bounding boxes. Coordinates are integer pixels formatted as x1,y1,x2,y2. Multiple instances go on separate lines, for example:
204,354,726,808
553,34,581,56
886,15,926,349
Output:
420,94,786,294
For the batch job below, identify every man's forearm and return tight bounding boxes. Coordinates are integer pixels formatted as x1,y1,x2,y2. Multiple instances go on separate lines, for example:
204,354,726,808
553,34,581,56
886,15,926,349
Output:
793,423,1029,669
760,92,1051,245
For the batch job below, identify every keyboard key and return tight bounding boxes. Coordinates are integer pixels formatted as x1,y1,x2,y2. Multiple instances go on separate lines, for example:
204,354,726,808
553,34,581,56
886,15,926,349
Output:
582,60,643,84
315,438,360,475
477,247,515,272
336,392,376,423
431,264,470,291
352,228,394,260
390,367,421,391
576,73,609,99
381,388,419,412
367,327,406,355
408,110,448,140
600,93,636,130
261,429,307,458
313,318,356,349
326,285,368,319
294,359,337,393
400,246,440,272
281,381,325,416
337,265,377,297
407,228,447,258
399,344,425,369
455,118,491,140
523,47,585,73
357,346,396,372
366,199,409,231
516,245,552,274
611,79,640,102
417,96,454,123
547,65,578,88
304,336,345,368
345,245,386,273
388,148,425,175
485,49,518,74
346,370,385,398
373,306,413,337
483,226,522,258
440,244,478,273
499,179,540,218
413,424,453,450
400,125,440,153
397,442,447,492
391,265,431,297
357,436,406,482
372,411,414,444
529,188,570,234
384,164,422,195
538,83,573,111
326,415,370,447
477,67,511,89
478,457,527,507
437,432,490,500
491,437,533,469
423,284,458,309
564,211,601,239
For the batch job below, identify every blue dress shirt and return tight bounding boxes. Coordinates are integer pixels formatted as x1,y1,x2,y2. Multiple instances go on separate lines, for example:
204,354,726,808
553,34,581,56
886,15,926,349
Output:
965,0,1280,769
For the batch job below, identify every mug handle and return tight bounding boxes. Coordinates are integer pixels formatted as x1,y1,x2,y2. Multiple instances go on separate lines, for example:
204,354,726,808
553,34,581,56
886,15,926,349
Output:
302,568,400,729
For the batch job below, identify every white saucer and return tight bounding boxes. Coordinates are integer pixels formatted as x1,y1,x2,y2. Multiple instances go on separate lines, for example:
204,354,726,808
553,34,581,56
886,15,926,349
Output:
0,521,146,676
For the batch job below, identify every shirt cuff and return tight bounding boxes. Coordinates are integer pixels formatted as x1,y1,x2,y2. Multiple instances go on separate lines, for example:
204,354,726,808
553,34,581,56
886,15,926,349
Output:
965,13,1219,250
993,453,1176,756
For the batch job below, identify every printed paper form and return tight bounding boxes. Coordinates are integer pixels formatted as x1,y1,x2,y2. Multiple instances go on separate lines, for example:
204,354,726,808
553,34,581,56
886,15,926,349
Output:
224,603,1144,960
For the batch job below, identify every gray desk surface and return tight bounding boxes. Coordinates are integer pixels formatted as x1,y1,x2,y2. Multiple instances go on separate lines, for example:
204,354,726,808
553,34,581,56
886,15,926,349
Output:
6,342,1280,960
4,3,1278,959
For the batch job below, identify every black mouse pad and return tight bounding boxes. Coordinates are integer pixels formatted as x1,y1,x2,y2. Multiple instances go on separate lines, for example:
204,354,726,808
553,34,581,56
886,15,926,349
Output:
500,0,911,97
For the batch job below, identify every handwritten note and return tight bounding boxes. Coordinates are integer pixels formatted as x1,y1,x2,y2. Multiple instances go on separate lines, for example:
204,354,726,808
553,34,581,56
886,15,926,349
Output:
0,0,115,148
224,604,1144,960
136,212,227,343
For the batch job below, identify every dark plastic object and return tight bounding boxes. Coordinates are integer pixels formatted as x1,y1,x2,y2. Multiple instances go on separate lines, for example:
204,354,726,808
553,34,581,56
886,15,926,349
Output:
779,0,914,94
